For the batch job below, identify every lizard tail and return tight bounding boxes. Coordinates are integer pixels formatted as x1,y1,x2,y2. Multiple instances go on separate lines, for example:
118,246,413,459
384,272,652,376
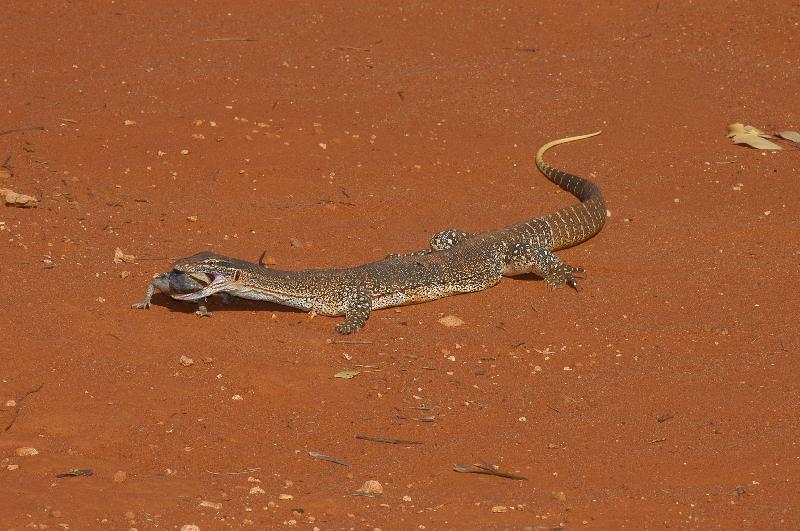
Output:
535,131,607,249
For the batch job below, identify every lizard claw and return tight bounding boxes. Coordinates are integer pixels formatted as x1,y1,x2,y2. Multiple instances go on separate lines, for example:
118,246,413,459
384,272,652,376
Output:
335,322,360,335
131,301,150,310
546,265,585,291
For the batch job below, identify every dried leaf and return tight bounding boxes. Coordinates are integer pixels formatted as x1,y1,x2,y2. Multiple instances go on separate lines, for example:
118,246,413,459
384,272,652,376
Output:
730,135,782,150
1,189,38,207
334,370,360,379
726,123,782,150
113,247,136,263
726,123,770,138
776,131,800,143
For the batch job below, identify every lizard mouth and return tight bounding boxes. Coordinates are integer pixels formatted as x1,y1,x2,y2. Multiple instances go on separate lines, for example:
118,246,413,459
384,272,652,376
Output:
172,272,232,300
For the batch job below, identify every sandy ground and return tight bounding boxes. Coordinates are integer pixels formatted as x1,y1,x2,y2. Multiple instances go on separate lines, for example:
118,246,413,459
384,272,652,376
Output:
1,1,799,528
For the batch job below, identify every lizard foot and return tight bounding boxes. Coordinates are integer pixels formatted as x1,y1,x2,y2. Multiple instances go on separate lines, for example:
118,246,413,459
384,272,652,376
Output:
336,288,371,334
335,322,361,335
195,304,213,317
131,301,150,310
545,264,586,291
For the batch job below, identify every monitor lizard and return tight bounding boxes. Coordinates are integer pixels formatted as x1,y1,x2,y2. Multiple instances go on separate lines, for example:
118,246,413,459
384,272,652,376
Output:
132,132,607,334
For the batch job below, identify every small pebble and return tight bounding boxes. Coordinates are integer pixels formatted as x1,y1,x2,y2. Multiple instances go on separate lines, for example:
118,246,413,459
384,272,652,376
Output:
113,470,127,482
278,493,294,500
249,486,265,495
357,480,383,495
199,500,222,509
438,315,464,327
7,464,19,470
491,505,508,513
186,215,198,222
179,355,194,367
15,447,38,456
125,511,136,519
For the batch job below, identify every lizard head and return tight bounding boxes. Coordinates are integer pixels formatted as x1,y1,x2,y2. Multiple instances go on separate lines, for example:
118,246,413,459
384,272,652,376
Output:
169,252,249,300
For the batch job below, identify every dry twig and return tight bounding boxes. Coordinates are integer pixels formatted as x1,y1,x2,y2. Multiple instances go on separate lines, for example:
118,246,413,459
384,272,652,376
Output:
355,434,423,445
3,383,44,433
453,459,527,481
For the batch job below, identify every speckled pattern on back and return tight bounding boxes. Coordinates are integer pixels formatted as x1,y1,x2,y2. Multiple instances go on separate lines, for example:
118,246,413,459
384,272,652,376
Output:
139,133,607,334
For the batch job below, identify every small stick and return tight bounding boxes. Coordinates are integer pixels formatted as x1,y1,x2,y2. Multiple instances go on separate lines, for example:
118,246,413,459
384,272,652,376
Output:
332,339,373,345
335,45,371,52
203,37,256,42
3,383,44,433
56,469,93,478
648,437,667,444
453,460,527,481
205,467,261,475
0,126,45,136
308,451,351,467
657,413,673,423
355,434,423,445
1,154,12,176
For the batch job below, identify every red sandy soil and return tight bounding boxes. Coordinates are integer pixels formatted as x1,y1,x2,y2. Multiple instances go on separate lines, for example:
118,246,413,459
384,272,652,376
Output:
1,1,799,529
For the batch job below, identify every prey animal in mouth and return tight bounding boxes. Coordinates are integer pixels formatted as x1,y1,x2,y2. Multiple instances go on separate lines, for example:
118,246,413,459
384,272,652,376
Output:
131,265,220,317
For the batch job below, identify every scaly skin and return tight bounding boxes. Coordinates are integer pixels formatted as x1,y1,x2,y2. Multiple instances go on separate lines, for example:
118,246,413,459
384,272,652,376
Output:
135,132,607,334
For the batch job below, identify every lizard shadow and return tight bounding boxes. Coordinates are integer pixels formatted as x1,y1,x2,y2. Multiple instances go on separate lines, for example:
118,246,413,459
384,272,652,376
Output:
153,293,306,315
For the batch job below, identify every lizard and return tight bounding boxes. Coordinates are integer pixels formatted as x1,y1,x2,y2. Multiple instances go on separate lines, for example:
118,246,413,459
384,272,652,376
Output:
132,132,607,334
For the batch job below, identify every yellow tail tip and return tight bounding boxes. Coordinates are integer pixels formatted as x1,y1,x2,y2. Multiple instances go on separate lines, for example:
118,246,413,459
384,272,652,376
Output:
536,131,601,162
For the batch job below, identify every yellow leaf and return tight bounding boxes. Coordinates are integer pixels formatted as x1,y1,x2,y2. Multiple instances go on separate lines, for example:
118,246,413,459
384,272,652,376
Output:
776,131,800,143
727,123,781,150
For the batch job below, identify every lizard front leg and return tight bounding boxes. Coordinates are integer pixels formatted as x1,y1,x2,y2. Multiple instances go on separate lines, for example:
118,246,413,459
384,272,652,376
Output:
504,242,585,290
335,287,373,335
430,228,471,250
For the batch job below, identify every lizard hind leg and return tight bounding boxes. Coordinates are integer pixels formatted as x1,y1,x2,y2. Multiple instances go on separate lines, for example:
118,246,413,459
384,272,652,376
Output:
430,229,470,250
504,242,585,291
335,287,373,335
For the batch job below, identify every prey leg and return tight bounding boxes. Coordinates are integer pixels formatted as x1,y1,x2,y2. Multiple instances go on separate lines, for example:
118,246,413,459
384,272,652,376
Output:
195,299,212,317
131,281,157,309
335,288,372,335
